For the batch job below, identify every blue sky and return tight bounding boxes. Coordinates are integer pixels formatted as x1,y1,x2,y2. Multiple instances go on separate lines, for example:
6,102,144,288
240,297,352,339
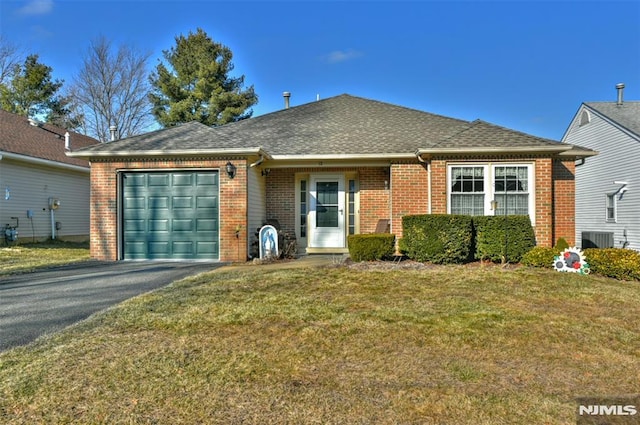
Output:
1,0,639,140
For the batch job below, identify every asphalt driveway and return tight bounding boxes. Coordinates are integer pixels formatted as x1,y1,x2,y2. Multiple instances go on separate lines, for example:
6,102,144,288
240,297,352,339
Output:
0,261,222,352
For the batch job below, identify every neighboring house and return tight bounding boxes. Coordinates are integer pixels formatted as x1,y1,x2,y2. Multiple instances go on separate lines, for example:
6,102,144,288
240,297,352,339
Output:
562,84,640,251
0,109,99,243
68,94,594,262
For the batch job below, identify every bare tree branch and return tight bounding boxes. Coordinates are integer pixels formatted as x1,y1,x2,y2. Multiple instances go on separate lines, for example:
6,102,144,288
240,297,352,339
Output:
70,36,154,142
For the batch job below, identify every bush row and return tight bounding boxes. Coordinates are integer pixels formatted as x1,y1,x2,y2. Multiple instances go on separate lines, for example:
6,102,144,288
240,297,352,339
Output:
399,214,535,264
520,244,640,281
399,215,473,264
347,234,395,262
583,248,640,281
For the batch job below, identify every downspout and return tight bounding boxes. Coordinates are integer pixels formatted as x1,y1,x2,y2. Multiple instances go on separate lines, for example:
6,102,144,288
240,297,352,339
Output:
415,152,432,214
249,155,264,168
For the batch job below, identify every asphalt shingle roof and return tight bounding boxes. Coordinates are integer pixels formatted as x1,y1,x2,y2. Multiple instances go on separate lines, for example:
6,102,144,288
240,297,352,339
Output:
585,101,640,138
0,109,99,168
70,94,579,158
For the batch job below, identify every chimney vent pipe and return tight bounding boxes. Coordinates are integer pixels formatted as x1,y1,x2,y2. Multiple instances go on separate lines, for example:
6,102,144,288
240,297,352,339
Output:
109,125,117,142
283,91,291,109
64,132,70,150
616,83,625,106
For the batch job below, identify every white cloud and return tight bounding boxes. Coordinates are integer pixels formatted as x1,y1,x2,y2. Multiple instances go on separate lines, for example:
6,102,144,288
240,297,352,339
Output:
17,0,54,16
324,49,363,64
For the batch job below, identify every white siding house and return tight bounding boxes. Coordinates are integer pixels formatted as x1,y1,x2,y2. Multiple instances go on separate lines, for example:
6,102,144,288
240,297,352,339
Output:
0,110,99,243
561,85,640,251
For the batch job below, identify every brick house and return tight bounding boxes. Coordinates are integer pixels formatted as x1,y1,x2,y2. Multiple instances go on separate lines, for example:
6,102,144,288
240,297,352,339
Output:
68,94,594,262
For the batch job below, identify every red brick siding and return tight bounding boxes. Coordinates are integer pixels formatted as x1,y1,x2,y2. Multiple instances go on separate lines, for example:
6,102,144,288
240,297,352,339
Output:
89,159,247,262
390,163,429,238
265,167,390,237
265,168,296,236
534,158,554,247
552,159,576,246
428,157,570,248
359,168,390,233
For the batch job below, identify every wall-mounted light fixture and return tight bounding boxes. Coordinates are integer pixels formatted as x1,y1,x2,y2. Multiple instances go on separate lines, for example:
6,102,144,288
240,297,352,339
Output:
226,161,237,179
261,168,271,177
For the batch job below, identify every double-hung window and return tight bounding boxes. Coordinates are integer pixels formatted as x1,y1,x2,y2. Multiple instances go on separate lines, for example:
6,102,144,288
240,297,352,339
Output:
450,166,487,216
605,193,616,222
448,163,535,223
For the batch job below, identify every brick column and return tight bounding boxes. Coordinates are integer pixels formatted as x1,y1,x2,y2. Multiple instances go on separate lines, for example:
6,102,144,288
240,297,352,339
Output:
390,163,429,238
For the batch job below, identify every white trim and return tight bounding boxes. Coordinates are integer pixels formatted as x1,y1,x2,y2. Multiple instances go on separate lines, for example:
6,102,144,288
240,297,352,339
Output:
0,150,90,173
117,169,221,261
309,173,346,249
446,162,536,225
67,147,268,158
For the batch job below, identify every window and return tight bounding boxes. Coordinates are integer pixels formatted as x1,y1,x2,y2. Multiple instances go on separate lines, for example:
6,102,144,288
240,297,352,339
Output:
493,166,530,216
606,193,616,222
450,166,486,216
299,180,307,237
348,179,356,235
448,164,534,222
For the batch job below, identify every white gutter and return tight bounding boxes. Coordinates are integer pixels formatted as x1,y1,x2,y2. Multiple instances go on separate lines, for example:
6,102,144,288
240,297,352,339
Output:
270,153,415,161
66,147,270,159
249,154,265,168
415,145,570,157
0,151,90,173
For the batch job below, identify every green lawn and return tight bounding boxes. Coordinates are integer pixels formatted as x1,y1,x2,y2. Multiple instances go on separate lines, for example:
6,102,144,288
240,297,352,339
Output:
0,241,90,276
0,264,638,424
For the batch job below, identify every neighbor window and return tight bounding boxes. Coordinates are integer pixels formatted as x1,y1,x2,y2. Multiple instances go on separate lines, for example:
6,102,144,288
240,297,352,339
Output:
606,193,616,222
448,163,535,223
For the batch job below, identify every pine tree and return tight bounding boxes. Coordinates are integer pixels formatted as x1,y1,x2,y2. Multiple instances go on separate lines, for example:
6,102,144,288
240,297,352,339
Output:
149,28,258,127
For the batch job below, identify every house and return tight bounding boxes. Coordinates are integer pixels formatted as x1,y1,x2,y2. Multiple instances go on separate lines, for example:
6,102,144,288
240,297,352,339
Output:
0,109,99,243
561,83,640,251
68,94,594,262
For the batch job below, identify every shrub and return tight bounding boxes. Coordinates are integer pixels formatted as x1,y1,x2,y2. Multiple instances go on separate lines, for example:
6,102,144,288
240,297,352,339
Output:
473,215,535,263
554,237,570,252
583,248,640,281
347,234,395,262
521,246,558,268
400,215,473,264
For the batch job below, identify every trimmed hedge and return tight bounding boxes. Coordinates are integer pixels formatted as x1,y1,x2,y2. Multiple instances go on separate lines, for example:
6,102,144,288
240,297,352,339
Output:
521,246,558,268
347,234,395,262
400,215,473,264
584,248,640,281
473,215,535,263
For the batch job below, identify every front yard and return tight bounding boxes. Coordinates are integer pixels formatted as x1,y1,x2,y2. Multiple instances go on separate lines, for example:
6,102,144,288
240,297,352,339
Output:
0,241,90,276
0,263,638,424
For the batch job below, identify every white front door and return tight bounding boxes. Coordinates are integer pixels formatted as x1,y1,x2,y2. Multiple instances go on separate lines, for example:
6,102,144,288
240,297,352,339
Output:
309,175,345,248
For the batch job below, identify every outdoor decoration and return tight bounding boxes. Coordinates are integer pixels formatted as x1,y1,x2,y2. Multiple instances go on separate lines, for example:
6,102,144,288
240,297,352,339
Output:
259,225,278,260
553,247,590,274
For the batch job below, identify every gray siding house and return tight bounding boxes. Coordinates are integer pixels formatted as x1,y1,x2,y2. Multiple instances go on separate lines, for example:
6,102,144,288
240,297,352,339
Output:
562,84,640,251
0,110,99,242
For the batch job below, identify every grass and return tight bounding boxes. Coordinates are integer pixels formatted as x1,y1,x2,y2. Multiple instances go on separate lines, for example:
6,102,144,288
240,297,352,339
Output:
0,264,639,424
0,241,90,276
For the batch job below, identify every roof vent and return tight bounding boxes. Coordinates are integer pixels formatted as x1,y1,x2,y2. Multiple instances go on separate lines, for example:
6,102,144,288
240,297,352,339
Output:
616,82,625,106
283,91,291,109
109,125,118,142
64,132,70,150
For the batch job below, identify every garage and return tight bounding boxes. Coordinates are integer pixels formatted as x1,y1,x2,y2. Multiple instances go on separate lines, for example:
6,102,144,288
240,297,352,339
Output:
122,171,219,260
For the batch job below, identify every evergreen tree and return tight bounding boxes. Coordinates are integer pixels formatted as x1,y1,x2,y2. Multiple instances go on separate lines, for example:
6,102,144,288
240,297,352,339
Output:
0,54,63,118
149,28,258,127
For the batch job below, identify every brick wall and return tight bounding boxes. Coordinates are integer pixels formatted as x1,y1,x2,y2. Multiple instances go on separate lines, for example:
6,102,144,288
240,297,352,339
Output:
552,159,576,246
265,167,390,239
390,163,429,237
429,157,568,248
359,167,390,233
89,158,247,262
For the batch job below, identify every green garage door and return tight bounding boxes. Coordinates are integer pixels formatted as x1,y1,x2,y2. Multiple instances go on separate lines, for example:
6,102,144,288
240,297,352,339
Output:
122,171,219,260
